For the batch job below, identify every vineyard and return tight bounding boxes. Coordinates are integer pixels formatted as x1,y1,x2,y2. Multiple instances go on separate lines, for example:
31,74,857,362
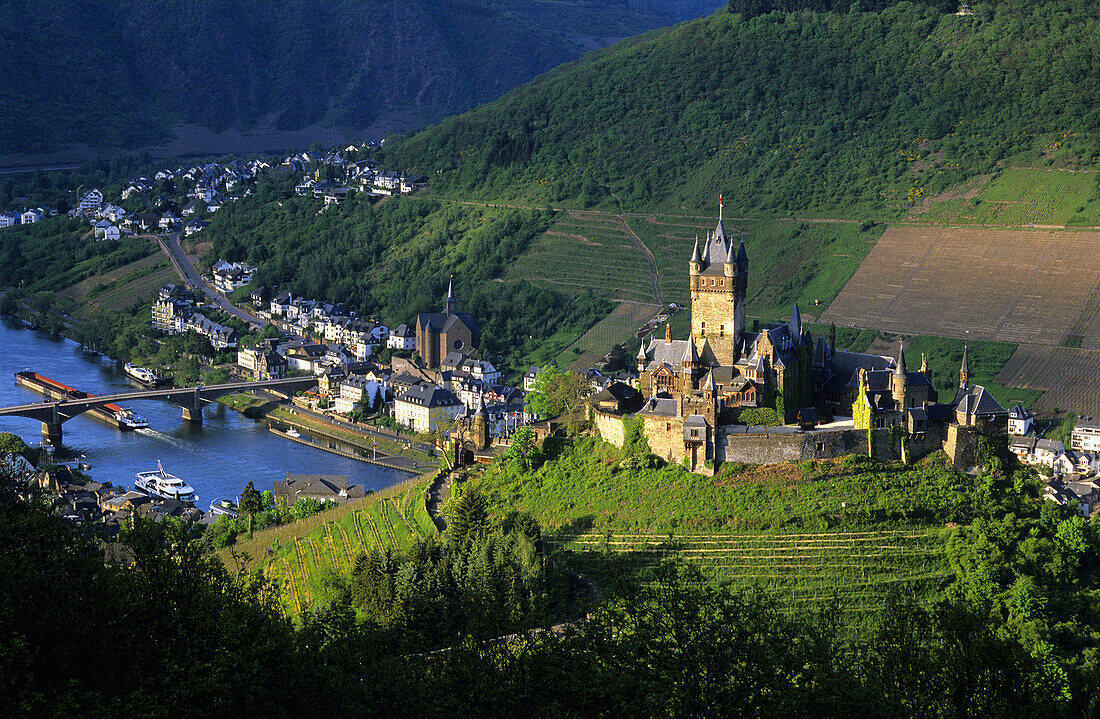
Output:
624,214,878,322
224,475,437,616
560,300,660,369
913,168,1100,227
996,345,1100,417
502,211,656,304
548,527,950,612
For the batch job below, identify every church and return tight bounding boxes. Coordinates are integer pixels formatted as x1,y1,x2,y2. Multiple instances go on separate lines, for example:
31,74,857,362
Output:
415,278,480,368
607,202,1007,472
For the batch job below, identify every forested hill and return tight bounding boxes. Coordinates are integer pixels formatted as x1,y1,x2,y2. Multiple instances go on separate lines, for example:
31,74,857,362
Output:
0,0,722,161
381,0,1100,217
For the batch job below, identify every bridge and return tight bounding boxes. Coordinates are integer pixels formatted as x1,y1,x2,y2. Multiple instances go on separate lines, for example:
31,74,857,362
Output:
0,376,318,444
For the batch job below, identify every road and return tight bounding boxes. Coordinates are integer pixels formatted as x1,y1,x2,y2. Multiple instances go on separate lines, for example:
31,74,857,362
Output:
154,232,266,329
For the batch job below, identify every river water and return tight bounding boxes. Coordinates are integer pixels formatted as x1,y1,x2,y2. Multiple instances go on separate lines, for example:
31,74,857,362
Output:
0,317,412,503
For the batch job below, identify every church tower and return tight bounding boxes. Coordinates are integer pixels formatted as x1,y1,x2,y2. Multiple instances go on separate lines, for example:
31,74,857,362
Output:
689,196,748,365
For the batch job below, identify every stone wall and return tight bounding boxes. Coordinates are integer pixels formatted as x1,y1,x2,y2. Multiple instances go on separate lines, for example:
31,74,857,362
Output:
641,413,687,465
593,409,626,449
717,427,868,464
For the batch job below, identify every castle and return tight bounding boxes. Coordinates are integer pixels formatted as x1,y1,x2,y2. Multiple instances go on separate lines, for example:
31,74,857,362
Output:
592,203,1008,472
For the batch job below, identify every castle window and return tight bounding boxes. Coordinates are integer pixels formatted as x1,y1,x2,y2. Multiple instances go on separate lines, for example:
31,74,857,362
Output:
666,423,671,431
720,325,724,337
691,429,699,438
700,321,706,336
720,280,724,287
710,279,715,286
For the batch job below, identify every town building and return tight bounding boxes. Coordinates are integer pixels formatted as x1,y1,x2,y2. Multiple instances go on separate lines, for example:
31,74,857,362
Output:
211,260,257,294
388,323,416,350
394,384,464,433
1072,419,1100,453
274,474,366,506
415,279,479,368
1008,403,1034,436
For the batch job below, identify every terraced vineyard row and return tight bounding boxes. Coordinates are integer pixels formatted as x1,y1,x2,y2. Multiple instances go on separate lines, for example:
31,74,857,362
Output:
547,528,950,612
504,212,655,303
232,478,435,617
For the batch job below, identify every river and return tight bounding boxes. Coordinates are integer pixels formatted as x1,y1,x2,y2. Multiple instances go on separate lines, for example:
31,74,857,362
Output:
0,317,413,503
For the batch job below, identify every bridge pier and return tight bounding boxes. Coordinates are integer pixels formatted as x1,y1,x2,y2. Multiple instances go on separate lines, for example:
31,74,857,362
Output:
41,420,62,445
181,388,203,424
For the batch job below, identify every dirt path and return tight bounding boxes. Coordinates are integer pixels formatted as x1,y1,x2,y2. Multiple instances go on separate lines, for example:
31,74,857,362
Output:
616,215,662,306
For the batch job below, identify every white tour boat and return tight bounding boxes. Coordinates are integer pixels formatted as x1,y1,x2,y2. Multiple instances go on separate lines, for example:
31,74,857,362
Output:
123,363,161,385
135,461,196,502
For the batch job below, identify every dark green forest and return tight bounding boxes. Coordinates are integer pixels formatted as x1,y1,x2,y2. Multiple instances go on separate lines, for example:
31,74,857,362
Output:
380,0,1100,216
0,1,719,158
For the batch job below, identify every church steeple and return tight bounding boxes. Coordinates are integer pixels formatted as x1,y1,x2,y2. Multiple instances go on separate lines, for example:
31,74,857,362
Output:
959,344,970,389
445,276,457,314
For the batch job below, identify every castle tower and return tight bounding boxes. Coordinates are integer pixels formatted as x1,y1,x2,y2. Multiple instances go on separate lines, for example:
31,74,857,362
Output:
959,344,969,389
636,342,647,374
473,391,489,450
689,197,748,365
892,343,908,407
445,277,457,314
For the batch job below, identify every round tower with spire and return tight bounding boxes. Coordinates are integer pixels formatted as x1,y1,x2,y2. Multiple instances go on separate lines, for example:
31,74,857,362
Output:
891,343,908,408
688,195,749,365
959,344,970,389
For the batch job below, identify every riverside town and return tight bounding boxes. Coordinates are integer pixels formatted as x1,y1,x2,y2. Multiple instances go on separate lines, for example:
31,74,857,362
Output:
4,1,1100,716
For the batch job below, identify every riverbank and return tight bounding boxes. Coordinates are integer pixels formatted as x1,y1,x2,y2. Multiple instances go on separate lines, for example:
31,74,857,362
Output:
269,427,420,473
217,392,435,466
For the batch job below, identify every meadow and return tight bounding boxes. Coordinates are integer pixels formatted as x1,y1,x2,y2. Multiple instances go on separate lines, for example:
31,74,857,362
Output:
914,168,1100,227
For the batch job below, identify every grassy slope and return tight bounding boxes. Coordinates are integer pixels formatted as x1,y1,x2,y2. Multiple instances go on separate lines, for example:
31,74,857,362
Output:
467,437,975,612
220,475,436,617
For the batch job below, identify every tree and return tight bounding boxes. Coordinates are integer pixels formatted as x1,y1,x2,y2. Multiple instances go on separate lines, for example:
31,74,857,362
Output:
504,426,539,472
239,481,262,515
525,366,591,433
447,487,489,546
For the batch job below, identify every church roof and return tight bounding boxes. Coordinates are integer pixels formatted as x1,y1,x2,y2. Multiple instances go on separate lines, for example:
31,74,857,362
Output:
417,311,479,334
953,385,1007,417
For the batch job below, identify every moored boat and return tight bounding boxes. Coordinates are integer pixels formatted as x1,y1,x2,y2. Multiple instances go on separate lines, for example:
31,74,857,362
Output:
209,499,239,518
123,363,165,386
135,461,196,503
285,428,301,438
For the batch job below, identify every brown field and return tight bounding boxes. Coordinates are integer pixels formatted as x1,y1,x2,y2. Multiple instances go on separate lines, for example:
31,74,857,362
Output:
996,345,1100,417
820,226,1100,347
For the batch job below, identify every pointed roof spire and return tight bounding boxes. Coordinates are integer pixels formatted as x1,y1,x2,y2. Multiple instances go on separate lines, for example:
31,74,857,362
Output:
960,343,969,374
894,343,907,377
703,370,717,392
789,303,802,338
737,236,748,263
690,235,701,263
682,337,698,364
475,389,487,416
636,342,647,362
445,275,457,313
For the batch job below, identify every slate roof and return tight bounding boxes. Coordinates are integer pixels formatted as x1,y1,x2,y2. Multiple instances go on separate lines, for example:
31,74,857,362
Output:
638,396,679,417
642,338,695,372
396,384,462,409
953,385,1008,417
417,311,479,334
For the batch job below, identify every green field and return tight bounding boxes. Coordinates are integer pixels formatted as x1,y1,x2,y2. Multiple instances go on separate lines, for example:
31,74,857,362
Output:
221,476,435,616
916,168,1100,226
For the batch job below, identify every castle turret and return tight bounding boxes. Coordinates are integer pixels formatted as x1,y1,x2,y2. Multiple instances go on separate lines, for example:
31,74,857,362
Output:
689,236,702,275
959,344,970,389
892,343,907,407
473,391,489,449
681,337,699,390
636,342,647,373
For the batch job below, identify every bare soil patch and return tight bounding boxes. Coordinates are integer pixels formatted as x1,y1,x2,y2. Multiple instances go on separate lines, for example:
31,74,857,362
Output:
820,226,1100,347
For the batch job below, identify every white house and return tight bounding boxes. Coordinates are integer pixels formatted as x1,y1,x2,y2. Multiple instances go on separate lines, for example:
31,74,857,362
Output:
394,385,463,433
211,260,256,294
78,189,103,212
103,225,122,241
0,212,19,228
1072,419,1100,453
388,323,416,350
333,376,384,414
20,208,43,224
1007,403,1033,436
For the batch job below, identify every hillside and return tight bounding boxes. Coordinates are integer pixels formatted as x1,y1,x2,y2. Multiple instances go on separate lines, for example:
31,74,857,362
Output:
0,0,722,164
382,1,1100,216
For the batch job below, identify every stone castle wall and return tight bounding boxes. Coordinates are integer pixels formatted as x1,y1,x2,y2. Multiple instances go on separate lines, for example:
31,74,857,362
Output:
593,409,626,449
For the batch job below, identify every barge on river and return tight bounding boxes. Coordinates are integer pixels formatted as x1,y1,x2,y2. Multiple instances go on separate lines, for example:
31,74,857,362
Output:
14,371,149,430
